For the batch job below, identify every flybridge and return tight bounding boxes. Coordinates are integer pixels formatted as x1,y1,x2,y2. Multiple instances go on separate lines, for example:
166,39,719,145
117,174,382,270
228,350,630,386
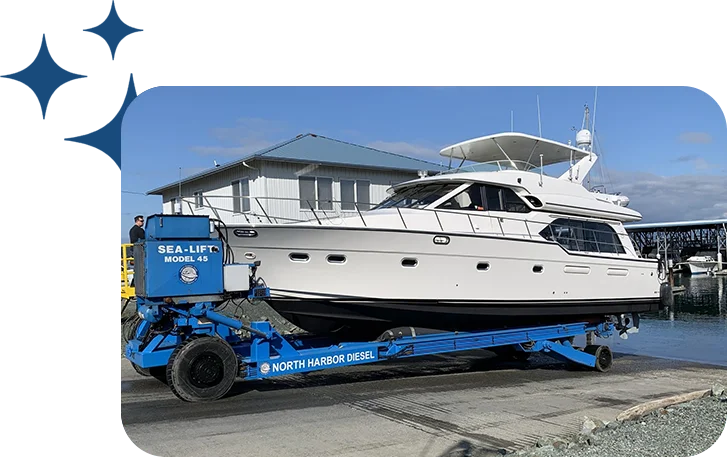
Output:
438,132,598,185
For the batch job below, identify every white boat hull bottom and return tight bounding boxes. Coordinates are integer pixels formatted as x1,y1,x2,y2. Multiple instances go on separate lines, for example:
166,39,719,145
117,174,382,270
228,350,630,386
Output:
227,224,664,338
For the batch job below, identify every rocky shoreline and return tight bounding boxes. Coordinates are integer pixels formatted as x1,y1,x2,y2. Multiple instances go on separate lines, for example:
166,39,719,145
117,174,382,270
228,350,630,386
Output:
502,383,727,457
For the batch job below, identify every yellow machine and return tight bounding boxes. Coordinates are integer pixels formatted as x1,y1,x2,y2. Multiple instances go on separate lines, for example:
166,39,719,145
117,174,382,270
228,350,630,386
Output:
121,243,135,299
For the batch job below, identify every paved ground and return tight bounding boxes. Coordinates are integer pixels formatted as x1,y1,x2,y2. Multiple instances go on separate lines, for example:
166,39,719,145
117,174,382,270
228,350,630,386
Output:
121,348,727,457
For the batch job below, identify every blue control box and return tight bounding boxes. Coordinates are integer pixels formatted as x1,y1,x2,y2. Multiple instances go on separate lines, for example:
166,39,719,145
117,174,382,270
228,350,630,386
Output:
139,239,224,298
145,214,211,240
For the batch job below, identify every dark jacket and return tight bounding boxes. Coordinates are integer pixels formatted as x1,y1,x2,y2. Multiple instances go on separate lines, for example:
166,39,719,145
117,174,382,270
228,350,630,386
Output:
129,225,145,244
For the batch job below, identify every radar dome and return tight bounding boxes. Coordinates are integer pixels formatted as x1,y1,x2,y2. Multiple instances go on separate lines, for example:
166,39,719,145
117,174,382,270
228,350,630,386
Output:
576,129,592,149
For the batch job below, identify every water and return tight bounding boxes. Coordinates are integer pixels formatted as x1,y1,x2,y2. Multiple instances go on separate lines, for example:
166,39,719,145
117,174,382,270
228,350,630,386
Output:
583,275,727,367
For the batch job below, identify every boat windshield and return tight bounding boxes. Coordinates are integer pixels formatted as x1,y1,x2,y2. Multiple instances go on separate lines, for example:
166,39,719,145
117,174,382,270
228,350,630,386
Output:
373,182,463,210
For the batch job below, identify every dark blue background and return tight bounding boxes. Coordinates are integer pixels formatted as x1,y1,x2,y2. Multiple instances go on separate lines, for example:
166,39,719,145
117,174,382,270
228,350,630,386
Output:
0,1,727,456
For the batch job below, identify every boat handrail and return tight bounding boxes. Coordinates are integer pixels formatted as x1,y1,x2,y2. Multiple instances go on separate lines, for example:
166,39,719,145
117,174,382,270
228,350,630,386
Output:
171,195,641,258
435,159,544,175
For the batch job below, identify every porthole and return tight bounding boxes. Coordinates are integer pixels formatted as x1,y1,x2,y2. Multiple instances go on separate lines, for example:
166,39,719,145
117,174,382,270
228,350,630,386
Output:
401,258,418,268
327,254,347,264
433,235,450,245
289,253,310,262
234,229,258,238
533,265,544,274
244,252,256,260
477,262,490,271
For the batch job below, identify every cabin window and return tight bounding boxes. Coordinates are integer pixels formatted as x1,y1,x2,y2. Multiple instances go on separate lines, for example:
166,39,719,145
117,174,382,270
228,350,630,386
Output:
436,184,530,214
485,186,503,211
232,178,250,213
483,185,530,213
502,188,530,213
540,218,626,254
438,184,485,211
374,182,462,209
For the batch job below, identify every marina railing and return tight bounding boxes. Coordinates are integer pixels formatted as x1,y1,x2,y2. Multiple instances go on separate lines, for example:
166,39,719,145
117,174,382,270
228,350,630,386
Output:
121,243,135,299
171,195,639,258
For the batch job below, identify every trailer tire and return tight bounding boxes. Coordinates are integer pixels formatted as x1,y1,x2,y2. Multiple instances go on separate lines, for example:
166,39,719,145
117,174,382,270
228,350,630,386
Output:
584,345,613,372
149,367,168,385
131,362,150,377
167,335,238,402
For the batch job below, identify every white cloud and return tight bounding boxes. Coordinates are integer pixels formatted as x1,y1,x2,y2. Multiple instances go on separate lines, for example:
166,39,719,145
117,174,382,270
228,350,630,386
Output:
671,154,718,171
595,169,727,223
678,132,713,144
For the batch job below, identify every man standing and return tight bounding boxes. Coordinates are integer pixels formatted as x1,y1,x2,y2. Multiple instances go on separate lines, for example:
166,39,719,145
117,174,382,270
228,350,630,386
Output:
129,215,145,244
127,215,145,289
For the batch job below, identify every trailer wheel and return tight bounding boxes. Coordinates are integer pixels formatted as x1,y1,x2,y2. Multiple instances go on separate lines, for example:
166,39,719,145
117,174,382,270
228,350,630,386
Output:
131,362,151,377
149,367,168,385
167,335,238,402
584,345,613,372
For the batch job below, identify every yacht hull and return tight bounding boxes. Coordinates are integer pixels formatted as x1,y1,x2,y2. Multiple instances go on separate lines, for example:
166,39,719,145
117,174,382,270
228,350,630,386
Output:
227,224,662,338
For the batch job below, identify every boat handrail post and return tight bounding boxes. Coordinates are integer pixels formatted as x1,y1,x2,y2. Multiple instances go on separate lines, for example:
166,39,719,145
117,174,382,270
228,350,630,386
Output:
355,203,367,227
434,210,444,231
306,200,322,225
255,197,272,223
539,154,544,186
396,207,407,229
466,214,476,234
202,195,222,221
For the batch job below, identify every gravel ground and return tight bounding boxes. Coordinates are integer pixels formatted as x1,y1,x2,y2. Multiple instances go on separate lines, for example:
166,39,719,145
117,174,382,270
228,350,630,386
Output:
502,390,727,457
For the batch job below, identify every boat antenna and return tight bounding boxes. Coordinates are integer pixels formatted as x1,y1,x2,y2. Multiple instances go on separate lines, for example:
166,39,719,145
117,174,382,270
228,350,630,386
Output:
536,95,542,137
587,87,598,190
591,87,598,162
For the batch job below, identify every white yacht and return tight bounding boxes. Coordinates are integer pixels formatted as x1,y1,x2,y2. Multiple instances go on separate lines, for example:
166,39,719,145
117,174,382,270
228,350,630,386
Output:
220,112,669,339
682,256,719,276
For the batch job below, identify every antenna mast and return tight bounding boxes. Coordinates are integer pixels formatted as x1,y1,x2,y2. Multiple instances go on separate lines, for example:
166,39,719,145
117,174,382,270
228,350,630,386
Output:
536,95,542,137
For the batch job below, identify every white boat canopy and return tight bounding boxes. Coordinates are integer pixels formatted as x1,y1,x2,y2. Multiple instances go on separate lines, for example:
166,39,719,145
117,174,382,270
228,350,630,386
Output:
439,132,591,169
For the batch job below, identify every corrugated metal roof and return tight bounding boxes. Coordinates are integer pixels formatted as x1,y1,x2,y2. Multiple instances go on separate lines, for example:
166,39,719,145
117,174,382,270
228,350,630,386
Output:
147,133,449,195
625,218,727,231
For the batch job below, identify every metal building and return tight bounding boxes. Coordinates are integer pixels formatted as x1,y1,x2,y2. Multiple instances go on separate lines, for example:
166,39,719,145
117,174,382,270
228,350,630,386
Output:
146,133,448,223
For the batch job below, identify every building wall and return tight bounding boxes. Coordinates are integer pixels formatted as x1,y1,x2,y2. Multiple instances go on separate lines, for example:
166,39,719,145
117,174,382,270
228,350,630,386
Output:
159,159,420,224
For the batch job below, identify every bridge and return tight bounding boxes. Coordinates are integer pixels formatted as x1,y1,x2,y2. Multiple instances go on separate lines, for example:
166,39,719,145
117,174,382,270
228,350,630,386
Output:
624,218,727,270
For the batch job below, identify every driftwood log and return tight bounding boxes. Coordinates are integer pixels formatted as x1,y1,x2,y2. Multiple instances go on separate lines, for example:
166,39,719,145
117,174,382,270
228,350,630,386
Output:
616,389,712,422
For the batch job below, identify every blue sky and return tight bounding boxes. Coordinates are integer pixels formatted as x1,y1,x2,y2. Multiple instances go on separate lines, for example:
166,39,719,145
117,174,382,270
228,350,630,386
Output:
121,86,726,241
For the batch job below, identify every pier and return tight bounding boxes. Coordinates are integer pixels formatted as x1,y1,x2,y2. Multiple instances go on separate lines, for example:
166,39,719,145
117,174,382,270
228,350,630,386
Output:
625,218,727,274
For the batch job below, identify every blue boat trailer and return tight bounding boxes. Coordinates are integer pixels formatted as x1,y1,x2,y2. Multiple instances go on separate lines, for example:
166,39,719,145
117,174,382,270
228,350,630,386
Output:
123,214,629,402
